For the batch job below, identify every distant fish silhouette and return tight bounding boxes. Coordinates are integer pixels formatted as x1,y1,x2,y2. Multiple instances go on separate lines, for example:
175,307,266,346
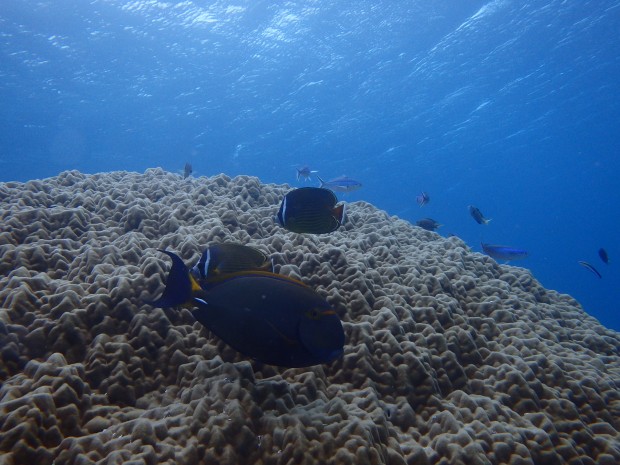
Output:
416,191,430,207
598,248,609,265
296,165,318,181
481,243,528,261
183,162,193,179
416,218,442,231
469,205,491,225
317,175,362,193
578,261,602,279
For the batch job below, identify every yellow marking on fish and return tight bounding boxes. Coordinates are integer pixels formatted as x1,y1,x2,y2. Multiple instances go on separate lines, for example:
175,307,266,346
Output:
190,274,202,292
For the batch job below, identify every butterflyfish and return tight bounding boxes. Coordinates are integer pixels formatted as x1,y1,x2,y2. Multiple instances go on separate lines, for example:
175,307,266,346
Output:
276,187,346,234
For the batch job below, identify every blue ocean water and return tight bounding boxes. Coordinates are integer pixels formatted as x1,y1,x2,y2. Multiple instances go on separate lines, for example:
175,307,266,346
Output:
1,1,619,330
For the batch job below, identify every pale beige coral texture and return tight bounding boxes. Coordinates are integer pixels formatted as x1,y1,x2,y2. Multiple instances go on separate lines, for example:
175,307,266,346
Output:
0,169,618,465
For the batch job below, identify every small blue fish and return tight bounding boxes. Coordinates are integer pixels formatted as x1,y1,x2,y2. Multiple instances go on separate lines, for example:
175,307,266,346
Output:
416,191,430,207
578,261,602,279
296,165,318,181
317,175,362,193
598,248,609,265
416,218,442,231
481,243,528,261
183,162,193,179
469,205,491,225
148,250,345,367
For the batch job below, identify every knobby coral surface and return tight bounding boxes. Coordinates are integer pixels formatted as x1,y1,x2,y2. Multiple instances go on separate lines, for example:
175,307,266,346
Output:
0,169,619,465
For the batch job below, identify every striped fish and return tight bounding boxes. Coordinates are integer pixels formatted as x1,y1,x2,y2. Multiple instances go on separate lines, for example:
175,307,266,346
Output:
276,187,346,234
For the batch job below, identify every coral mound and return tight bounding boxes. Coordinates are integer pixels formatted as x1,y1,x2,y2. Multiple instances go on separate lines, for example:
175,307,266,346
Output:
1,169,619,465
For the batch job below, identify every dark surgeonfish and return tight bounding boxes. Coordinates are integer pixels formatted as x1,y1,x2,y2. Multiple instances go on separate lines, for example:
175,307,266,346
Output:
481,243,528,261
296,165,318,181
469,205,491,225
598,248,609,265
148,250,345,367
317,175,362,193
183,162,193,179
416,191,430,207
276,187,346,234
190,243,273,282
416,218,442,231
578,261,602,279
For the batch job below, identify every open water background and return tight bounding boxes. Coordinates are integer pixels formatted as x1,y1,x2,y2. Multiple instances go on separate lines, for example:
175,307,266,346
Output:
1,0,619,330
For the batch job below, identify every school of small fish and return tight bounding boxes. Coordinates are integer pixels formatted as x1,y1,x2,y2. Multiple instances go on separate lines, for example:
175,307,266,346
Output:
145,163,611,367
147,165,360,367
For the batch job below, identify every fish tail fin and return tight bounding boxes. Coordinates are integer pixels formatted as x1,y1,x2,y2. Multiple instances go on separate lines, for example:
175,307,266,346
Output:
484,218,492,225
317,175,325,188
146,250,201,308
333,203,346,225
296,168,301,181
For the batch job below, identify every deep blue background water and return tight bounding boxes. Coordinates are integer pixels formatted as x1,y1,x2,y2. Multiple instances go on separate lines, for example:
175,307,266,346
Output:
1,1,619,330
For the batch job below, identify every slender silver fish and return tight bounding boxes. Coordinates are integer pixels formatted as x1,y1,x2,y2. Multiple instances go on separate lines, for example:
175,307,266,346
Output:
317,175,362,193
481,243,528,261
578,261,602,279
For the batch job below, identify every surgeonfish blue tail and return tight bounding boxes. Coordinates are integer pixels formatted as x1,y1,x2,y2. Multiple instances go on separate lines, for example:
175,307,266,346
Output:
147,249,197,308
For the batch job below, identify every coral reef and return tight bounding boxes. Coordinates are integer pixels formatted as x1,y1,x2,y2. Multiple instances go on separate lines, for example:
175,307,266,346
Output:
1,169,619,465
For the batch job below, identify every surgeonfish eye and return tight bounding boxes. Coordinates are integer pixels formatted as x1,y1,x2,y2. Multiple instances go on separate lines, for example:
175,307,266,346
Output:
306,308,322,320
306,308,336,320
